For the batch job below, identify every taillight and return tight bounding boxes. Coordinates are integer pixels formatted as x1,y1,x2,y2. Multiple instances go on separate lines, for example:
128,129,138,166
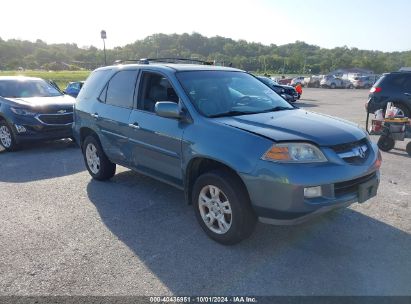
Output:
370,87,382,93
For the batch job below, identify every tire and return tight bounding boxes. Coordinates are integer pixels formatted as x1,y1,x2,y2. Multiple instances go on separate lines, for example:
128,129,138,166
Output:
377,136,395,152
330,83,336,89
192,170,257,245
0,121,19,152
82,135,116,180
406,142,411,156
393,103,410,118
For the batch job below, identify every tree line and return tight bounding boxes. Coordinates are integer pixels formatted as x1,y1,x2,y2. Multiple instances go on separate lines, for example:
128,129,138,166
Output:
1,33,410,74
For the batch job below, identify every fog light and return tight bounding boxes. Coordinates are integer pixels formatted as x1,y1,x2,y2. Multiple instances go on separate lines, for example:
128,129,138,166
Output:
304,186,322,198
15,125,27,133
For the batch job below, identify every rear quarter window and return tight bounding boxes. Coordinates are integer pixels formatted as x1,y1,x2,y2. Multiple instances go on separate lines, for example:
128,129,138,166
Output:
77,69,112,101
373,75,386,88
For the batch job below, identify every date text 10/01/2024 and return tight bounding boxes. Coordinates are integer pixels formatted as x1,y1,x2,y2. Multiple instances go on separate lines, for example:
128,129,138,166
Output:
149,297,257,303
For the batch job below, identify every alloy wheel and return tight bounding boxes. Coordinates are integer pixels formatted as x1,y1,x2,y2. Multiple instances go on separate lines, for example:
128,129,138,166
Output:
0,125,12,148
198,185,232,234
85,143,100,174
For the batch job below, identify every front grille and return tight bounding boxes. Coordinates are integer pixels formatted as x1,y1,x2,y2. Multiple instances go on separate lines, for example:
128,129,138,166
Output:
329,138,370,164
37,113,73,125
334,172,376,196
284,88,297,96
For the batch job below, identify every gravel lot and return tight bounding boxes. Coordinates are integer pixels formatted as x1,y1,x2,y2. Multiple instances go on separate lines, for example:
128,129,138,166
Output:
0,88,410,296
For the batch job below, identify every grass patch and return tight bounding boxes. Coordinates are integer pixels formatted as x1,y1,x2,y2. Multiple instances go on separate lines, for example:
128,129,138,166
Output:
0,70,91,89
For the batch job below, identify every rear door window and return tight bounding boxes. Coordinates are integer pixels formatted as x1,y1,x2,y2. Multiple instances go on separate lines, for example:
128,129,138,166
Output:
103,70,138,108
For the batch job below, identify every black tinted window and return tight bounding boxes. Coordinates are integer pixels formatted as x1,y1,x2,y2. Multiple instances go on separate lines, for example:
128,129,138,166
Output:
385,74,406,88
403,76,411,90
105,70,138,108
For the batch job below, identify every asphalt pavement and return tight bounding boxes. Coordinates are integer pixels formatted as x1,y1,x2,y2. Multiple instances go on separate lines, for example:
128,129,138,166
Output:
0,88,410,296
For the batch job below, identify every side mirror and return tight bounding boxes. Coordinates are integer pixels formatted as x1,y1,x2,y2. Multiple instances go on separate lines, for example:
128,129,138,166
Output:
155,101,182,119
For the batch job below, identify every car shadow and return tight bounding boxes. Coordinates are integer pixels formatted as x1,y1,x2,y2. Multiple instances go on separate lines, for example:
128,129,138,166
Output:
87,170,411,295
296,101,318,108
385,147,411,158
300,98,318,102
0,139,85,183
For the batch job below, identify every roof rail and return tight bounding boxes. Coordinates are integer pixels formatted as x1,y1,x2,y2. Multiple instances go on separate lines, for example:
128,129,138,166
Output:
113,58,214,65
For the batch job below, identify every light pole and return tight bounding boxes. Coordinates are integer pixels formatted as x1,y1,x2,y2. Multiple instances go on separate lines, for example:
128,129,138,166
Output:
101,30,107,65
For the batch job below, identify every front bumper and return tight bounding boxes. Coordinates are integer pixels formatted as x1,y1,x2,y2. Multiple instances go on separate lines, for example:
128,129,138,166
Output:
8,114,73,143
240,142,380,225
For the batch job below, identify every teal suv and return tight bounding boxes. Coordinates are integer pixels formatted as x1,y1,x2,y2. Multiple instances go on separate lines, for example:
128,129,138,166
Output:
73,60,381,244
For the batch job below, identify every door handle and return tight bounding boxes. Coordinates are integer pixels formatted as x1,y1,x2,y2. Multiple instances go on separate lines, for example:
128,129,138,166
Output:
128,122,140,129
91,113,99,119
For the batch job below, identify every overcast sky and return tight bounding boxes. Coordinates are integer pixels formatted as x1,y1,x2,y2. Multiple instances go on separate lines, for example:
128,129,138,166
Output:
1,0,410,52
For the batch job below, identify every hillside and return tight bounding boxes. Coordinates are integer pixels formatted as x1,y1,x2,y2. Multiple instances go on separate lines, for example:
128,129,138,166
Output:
1,33,410,73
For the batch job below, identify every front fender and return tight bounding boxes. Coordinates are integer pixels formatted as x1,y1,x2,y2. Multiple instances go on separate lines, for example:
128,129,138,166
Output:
182,119,273,176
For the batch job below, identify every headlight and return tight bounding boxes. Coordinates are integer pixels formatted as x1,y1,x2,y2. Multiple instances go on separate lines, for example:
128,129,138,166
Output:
262,142,327,163
10,107,36,116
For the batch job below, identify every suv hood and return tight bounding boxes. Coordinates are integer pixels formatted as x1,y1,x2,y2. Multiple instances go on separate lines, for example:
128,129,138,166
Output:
6,95,75,109
215,109,365,146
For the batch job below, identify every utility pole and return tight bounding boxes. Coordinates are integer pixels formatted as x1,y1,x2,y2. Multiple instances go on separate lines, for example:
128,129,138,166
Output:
101,30,107,65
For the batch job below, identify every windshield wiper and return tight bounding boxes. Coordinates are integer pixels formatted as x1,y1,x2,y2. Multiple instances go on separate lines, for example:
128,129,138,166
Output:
209,110,259,118
209,106,295,118
259,106,295,113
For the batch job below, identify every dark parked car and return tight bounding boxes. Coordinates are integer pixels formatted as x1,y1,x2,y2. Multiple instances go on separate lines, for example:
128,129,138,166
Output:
0,76,75,151
64,81,84,97
257,76,299,102
366,71,411,117
73,60,381,244
352,75,379,89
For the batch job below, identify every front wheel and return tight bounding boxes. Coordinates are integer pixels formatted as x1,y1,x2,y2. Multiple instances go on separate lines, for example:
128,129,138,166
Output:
393,103,410,118
377,136,395,152
192,170,257,245
0,121,19,151
82,135,116,180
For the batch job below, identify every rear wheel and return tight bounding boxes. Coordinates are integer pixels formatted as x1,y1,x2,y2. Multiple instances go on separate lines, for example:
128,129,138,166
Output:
406,142,411,156
330,83,336,89
377,136,395,152
82,135,116,180
192,170,257,245
0,121,19,152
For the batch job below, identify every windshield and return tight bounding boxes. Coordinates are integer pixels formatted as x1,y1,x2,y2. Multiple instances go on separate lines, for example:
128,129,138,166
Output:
176,71,293,117
257,76,279,86
0,79,63,98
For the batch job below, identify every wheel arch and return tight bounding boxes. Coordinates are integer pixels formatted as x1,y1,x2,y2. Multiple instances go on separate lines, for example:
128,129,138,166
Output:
79,127,99,149
184,157,250,205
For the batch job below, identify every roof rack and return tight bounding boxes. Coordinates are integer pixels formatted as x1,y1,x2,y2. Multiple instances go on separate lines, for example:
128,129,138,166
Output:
113,58,214,65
